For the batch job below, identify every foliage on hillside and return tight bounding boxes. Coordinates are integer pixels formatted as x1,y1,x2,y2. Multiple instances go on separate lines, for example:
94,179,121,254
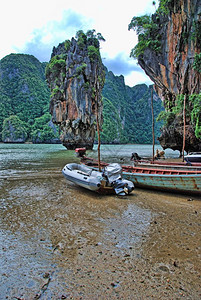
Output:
0,54,164,144
0,54,59,142
101,69,164,144
31,113,60,143
157,94,201,139
2,115,27,142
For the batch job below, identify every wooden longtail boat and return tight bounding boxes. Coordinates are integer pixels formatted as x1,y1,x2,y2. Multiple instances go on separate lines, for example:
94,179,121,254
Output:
133,160,201,171
82,158,201,195
121,165,201,195
133,159,201,167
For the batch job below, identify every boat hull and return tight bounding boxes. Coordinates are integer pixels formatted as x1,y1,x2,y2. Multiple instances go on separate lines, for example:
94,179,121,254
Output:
82,158,201,195
62,166,101,192
185,157,201,163
185,153,201,163
62,163,134,195
122,172,201,195
134,161,201,171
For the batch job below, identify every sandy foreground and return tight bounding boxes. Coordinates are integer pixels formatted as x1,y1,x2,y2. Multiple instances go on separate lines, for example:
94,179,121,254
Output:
0,174,201,299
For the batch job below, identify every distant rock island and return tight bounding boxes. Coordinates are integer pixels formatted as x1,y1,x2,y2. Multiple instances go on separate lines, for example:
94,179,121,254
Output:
0,52,163,147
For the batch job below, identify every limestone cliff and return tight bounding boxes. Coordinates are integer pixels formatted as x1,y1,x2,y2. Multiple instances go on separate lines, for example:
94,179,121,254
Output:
130,0,201,152
46,31,105,149
138,0,201,100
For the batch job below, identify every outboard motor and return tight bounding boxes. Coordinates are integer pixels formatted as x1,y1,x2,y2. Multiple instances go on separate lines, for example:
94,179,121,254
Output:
112,179,134,195
104,163,134,195
75,148,86,157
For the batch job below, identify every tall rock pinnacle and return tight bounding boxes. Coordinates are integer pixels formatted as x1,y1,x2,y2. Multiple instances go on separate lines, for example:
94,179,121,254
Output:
46,30,105,149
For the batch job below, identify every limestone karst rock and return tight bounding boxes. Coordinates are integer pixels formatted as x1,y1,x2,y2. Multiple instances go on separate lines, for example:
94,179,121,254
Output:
130,0,201,152
46,31,105,149
138,0,201,101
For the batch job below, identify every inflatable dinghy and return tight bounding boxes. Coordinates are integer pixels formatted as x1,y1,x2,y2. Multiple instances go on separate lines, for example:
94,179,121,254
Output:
62,163,134,195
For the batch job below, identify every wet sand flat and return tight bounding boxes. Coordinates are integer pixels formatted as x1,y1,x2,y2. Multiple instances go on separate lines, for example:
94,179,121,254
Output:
0,174,201,299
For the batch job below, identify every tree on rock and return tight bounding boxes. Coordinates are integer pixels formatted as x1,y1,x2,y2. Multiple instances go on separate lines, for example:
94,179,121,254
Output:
2,115,28,143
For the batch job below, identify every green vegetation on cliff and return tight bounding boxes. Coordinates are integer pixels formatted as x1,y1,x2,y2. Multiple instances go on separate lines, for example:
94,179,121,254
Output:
2,115,27,142
101,69,164,144
157,94,201,139
129,0,201,152
0,53,164,144
128,14,161,58
129,0,201,59
45,30,106,150
0,54,50,121
31,113,60,143
0,53,59,142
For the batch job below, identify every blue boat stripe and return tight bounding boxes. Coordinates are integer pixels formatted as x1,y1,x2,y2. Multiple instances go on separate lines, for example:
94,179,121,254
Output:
122,171,201,193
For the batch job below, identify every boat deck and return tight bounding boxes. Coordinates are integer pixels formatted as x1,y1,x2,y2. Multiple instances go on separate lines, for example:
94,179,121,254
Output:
83,157,201,175
122,165,201,175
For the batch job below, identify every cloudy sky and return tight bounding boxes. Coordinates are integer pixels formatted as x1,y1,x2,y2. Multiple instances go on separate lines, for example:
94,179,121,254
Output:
1,0,158,86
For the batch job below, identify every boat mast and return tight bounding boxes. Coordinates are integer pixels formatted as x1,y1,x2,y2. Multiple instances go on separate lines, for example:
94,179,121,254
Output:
151,87,155,161
182,94,187,162
96,102,101,171
95,66,101,171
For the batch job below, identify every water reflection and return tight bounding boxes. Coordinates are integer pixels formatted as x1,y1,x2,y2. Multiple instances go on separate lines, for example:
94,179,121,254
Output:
88,144,180,164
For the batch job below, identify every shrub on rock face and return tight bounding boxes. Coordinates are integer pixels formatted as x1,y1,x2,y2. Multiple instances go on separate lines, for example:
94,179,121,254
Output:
2,115,28,143
46,30,105,150
31,112,60,143
31,125,57,143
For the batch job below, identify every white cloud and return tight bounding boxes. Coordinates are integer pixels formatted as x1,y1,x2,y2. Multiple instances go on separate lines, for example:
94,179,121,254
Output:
1,0,157,86
103,52,139,75
125,70,153,87
16,10,92,62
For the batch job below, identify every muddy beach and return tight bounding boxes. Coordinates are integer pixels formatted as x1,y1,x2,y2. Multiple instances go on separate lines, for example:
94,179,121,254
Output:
0,173,200,299
0,144,201,299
